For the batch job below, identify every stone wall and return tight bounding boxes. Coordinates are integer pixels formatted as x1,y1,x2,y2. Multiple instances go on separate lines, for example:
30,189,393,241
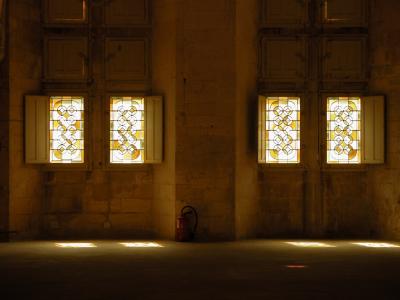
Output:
0,0,9,240
39,1,155,238
3,0,400,241
8,0,42,239
152,0,177,239
174,0,237,240
369,0,400,239
7,0,155,239
234,0,258,239
254,0,374,239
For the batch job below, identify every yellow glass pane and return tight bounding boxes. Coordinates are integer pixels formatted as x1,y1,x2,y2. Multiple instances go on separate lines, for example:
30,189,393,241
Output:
265,97,300,163
110,97,145,164
327,97,361,164
49,96,84,163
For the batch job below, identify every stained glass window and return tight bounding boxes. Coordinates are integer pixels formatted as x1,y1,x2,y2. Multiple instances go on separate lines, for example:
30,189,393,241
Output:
265,97,300,163
110,97,145,163
327,97,361,164
49,96,84,163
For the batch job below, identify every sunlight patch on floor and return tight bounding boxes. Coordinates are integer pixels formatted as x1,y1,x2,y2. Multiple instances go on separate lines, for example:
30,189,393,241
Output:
352,242,400,248
286,242,336,248
120,242,163,248
55,242,97,248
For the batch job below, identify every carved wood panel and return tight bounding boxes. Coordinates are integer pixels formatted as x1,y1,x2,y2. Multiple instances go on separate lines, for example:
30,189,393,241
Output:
322,37,366,81
260,37,306,82
105,0,149,26
44,37,88,81
322,0,367,27
261,0,308,27
44,0,87,24
105,38,149,81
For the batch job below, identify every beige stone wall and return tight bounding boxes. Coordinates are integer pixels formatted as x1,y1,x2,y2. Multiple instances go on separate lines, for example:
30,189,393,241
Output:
4,0,400,241
41,169,154,238
7,0,155,239
254,0,374,239
39,1,155,237
234,0,258,239
174,0,238,240
8,0,43,239
152,0,177,239
369,0,400,239
0,9,8,239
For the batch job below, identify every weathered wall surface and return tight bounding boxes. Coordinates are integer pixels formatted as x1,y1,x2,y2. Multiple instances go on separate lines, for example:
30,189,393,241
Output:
0,80,8,240
258,169,305,237
40,0,155,238
175,0,237,240
0,3,9,240
41,169,154,238
369,0,400,239
234,0,258,239
322,171,372,237
254,0,373,239
4,0,400,241
152,0,177,239
8,0,43,239
7,0,155,239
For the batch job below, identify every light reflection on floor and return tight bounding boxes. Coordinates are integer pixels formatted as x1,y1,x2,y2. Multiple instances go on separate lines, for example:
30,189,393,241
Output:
352,242,400,248
286,242,336,248
49,241,400,250
55,243,97,248
54,241,164,248
120,242,163,248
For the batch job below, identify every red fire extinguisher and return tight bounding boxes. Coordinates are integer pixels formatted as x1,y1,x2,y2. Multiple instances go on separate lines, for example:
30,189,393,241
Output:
176,206,198,242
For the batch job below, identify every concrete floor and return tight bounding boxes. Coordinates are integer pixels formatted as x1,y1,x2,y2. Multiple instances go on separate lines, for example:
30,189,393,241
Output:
0,240,400,300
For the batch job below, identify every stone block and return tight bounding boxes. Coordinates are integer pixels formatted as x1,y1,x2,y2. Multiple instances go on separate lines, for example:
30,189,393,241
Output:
121,198,151,213
109,213,151,231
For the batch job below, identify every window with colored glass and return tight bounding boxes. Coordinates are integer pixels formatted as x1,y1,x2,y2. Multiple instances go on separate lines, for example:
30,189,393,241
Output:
110,96,145,163
265,96,301,163
327,96,361,164
49,96,84,163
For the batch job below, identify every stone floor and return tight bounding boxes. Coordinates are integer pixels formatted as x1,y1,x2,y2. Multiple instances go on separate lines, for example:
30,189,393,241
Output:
0,240,399,299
